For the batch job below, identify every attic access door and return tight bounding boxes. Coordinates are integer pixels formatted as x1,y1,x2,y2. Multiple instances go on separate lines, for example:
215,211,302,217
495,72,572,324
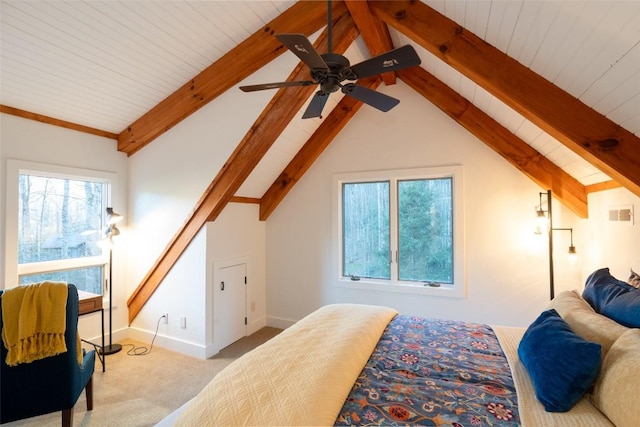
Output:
213,262,247,351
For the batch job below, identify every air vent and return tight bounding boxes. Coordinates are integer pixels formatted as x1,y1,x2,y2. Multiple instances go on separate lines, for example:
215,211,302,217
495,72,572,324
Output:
608,205,634,224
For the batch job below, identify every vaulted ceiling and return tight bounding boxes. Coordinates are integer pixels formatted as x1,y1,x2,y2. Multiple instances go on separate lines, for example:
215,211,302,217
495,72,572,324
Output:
2,0,639,321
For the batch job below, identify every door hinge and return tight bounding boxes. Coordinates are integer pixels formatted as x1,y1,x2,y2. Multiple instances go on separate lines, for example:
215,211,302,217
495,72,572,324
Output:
244,317,247,325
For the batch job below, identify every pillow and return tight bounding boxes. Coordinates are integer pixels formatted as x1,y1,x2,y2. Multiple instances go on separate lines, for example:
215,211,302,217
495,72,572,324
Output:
582,268,640,328
518,309,602,412
549,290,629,356
591,329,640,427
628,268,640,289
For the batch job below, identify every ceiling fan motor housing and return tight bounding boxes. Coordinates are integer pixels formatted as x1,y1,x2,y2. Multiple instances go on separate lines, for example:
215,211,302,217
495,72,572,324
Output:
311,53,357,94
321,53,350,70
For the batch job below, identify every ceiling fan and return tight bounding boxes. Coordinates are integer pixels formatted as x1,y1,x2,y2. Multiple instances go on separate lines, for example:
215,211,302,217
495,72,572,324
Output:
239,1,421,119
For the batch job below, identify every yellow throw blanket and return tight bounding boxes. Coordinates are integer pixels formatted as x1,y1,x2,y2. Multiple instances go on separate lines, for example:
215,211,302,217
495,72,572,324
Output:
2,281,74,366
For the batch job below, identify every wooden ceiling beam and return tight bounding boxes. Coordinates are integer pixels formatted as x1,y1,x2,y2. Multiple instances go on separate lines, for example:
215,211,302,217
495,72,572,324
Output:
398,67,588,218
586,180,622,194
117,0,332,156
0,105,119,140
370,0,640,199
344,1,396,85
126,9,359,323
260,76,381,221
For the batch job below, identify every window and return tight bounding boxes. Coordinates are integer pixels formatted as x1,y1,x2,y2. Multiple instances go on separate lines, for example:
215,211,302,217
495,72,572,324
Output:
5,160,116,295
335,166,464,297
342,181,390,280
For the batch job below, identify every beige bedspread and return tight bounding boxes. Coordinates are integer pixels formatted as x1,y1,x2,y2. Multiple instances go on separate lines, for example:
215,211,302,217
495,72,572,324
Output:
494,326,613,427
175,304,397,426
174,307,613,427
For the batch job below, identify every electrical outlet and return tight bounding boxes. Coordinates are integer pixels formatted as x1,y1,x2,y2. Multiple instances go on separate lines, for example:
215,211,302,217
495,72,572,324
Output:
162,312,168,324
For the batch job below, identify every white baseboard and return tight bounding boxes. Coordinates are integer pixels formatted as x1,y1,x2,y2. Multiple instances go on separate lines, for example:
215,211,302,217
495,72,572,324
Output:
248,314,267,335
204,315,269,358
119,326,208,359
93,315,272,360
266,315,297,329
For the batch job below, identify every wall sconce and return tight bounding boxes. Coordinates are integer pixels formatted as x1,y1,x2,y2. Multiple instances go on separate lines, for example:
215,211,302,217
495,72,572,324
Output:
535,190,577,300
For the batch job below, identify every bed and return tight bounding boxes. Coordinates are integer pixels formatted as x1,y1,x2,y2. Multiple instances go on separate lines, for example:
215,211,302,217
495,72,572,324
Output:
164,268,639,426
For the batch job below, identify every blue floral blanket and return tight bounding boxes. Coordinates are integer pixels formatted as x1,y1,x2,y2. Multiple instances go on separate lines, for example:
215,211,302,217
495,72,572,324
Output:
335,315,520,426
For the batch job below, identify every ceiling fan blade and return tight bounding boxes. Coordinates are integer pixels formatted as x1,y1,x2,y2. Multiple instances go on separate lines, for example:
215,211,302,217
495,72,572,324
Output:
239,80,315,92
349,45,422,79
302,91,330,119
342,83,400,112
276,34,330,71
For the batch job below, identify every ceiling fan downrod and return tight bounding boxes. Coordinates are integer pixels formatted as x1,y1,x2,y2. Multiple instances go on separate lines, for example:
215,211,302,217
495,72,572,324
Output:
327,0,333,54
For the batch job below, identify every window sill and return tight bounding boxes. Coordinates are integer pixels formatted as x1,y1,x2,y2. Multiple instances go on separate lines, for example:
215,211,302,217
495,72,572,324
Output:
336,278,466,298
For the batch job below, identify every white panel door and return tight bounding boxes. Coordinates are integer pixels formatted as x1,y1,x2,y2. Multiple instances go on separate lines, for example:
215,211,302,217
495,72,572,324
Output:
214,263,247,351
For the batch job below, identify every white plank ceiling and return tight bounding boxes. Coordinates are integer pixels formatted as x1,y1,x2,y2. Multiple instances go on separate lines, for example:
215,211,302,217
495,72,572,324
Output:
1,0,639,196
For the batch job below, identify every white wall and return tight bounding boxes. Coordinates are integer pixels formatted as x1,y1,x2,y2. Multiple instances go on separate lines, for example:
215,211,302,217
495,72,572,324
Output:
265,82,585,329
3,82,637,357
130,202,266,359
0,113,129,342
0,108,266,357
583,188,640,282
125,83,271,356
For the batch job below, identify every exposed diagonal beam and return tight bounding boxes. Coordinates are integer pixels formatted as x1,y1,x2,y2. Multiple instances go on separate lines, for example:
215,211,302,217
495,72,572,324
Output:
260,76,382,221
370,0,640,198
344,1,395,85
204,10,358,223
117,1,331,156
398,67,588,218
126,9,359,323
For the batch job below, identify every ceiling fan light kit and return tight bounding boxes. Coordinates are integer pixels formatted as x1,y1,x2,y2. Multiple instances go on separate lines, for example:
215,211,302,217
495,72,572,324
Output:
240,2,421,119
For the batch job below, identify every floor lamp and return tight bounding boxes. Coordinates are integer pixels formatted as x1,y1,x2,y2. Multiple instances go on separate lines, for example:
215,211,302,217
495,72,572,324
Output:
100,207,123,355
535,190,577,300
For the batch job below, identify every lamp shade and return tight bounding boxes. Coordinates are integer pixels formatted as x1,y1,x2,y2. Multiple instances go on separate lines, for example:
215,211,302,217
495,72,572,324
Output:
106,207,123,225
535,209,548,235
109,225,121,238
568,244,578,264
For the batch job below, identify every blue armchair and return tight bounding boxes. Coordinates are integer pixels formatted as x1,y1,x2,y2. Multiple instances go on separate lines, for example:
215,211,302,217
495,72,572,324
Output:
1,284,96,426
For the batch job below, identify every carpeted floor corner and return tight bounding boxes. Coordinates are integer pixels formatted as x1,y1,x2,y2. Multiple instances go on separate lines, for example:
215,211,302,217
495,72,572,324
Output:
4,327,281,427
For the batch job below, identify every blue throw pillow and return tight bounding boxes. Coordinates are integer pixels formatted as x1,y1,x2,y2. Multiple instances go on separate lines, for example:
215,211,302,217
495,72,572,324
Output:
518,309,601,412
583,267,640,328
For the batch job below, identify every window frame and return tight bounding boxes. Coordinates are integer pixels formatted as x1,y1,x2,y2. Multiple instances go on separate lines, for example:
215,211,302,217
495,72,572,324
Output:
4,159,116,295
333,165,465,298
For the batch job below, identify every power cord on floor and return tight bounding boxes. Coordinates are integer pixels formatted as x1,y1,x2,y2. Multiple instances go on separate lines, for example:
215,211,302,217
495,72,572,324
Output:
120,314,164,356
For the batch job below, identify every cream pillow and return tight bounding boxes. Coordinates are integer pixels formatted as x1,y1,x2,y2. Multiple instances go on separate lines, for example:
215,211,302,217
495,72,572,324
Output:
548,290,629,356
591,329,640,427
628,268,640,289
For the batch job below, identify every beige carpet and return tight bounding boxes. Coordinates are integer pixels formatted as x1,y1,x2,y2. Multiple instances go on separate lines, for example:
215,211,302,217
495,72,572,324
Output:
5,327,282,427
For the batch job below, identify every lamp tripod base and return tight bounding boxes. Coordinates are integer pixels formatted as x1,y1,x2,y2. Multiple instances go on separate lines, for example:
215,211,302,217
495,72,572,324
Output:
99,343,122,355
